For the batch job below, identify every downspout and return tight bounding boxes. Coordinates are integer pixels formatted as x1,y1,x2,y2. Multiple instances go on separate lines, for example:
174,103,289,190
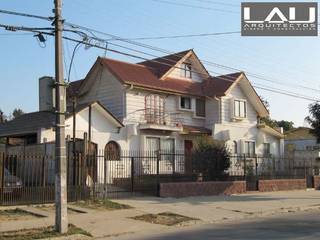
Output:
214,96,222,124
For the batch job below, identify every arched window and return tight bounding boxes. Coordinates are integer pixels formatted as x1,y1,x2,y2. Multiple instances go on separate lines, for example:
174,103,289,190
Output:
105,141,120,161
233,141,238,154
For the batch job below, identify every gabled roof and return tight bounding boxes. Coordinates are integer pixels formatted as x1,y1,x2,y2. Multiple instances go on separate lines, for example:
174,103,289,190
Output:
70,50,268,116
139,50,192,78
0,101,123,138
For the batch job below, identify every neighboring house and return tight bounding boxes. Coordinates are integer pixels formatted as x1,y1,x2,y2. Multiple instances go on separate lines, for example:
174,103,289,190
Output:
285,127,320,168
0,101,124,150
0,50,284,157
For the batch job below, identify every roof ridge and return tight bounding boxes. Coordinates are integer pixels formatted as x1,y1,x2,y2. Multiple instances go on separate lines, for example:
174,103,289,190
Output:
99,56,152,70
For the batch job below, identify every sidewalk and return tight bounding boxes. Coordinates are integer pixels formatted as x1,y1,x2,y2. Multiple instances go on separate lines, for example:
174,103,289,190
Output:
1,190,320,239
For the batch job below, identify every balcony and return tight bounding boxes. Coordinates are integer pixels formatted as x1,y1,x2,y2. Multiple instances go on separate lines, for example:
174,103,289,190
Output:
139,108,183,132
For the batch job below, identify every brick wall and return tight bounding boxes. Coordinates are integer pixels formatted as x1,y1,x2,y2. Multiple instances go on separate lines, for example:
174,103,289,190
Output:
313,176,320,190
258,179,306,192
159,181,246,198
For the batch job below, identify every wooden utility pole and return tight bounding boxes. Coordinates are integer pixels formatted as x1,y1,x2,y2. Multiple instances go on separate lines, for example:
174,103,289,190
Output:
54,0,68,233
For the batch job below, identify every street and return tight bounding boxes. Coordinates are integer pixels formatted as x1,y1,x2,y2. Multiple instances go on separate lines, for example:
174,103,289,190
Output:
115,210,320,240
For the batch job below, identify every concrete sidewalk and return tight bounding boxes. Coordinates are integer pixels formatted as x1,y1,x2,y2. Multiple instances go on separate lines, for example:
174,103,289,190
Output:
1,190,320,239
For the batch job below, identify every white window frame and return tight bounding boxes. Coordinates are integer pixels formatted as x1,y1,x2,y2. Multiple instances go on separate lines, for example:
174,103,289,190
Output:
234,99,247,119
263,143,271,156
245,141,256,157
179,96,193,111
181,63,192,79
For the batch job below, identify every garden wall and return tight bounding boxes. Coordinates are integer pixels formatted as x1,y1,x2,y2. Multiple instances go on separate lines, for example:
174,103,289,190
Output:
258,179,306,192
313,176,320,190
159,181,246,198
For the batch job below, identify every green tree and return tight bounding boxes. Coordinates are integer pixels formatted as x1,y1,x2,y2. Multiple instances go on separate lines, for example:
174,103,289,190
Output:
305,102,320,143
192,136,230,181
11,108,25,120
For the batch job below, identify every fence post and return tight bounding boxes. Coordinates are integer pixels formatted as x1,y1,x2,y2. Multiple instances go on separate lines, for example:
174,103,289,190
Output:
255,155,259,190
243,154,247,177
0,152,4,205
131,157,134,193
156,151,160,196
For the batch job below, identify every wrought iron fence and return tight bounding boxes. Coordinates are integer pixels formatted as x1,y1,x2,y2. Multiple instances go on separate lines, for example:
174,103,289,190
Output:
1,149,319,205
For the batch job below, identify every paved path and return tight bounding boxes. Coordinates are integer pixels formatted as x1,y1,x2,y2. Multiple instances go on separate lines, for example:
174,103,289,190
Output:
1,190,320,239
113,210,320,240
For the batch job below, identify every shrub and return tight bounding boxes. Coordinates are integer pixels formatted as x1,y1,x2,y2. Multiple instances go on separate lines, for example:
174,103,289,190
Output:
192,136,230,181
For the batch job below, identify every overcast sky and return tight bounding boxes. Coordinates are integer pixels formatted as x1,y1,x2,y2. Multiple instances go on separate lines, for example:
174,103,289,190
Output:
1,0,319,126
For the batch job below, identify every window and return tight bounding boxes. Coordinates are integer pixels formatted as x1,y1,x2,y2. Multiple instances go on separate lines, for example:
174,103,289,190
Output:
146,137,175,153
234,100,247,118
245,141,255,156
105,141,120,161
180,97,191,110
181,63,192,78
263,143,271,156
233,141,238,154
195,99,206,117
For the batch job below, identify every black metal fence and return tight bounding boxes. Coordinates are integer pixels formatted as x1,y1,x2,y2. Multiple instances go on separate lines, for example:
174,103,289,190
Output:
1,149,319,205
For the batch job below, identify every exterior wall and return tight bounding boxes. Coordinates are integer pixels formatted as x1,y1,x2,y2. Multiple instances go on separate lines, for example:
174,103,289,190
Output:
78,67,125,121
258,179,306,192
125,89,205,127
212,84,283,157
313,176,320,190
285,139,319,151
159,181,246,197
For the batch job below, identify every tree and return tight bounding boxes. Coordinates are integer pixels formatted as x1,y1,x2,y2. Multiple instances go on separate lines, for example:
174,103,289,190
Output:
305,102,320,143
11,108,24,120
192,136,230,181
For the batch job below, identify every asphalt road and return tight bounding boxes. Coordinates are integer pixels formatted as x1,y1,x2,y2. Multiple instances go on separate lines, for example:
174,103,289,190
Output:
115,210,320,240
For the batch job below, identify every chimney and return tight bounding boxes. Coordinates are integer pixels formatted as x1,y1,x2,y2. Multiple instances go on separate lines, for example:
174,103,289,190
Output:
39,76,56,111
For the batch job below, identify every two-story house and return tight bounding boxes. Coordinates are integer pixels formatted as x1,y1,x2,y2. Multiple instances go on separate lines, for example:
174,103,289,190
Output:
67,49,284,156
0,50,284,158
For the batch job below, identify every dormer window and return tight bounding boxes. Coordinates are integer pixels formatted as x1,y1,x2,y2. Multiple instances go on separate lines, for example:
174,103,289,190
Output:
181,63,192,78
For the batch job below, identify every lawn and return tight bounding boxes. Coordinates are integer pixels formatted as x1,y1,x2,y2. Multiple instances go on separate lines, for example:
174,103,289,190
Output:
72,198,132,210
0,208,44,221
0,224,91,240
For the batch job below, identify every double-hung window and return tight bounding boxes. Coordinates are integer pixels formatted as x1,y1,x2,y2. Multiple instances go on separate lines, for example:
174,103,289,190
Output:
245,141,255,156
234,99,247,118
195,99,206,117
180,96,191,110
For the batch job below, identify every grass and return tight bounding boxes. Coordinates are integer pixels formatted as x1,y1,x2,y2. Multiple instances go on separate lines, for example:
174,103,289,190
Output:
131,212,198,226
73,198,132,210
0,208,44,221
0,224,92,240
35,205,87,214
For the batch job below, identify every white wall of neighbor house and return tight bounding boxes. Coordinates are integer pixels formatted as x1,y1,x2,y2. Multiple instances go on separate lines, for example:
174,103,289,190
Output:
78,67,125,121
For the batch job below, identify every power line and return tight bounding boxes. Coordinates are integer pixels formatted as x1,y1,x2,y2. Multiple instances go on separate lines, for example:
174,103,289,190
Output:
108,31,241,41
0,9,53,21
190,0,239,8
151,0,239,14
0,22,318,102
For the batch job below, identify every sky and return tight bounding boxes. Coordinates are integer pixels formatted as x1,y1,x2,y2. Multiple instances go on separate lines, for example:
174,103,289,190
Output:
0,0,319,126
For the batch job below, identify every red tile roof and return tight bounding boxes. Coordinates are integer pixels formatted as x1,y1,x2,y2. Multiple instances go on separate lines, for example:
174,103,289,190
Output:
98,57,242,97
139,49,192,77
69,52,243,98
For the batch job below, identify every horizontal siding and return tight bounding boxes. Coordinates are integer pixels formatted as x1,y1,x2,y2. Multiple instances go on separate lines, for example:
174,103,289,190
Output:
221,84,257,125
205,98,219,128
125,89,205,127
78,68,124,120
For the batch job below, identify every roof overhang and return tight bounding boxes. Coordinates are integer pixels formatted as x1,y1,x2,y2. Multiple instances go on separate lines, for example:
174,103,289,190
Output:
257,123,284,139
225,73,269,118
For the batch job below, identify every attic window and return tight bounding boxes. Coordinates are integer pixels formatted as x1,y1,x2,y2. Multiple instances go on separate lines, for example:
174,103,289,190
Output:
181,63,192,79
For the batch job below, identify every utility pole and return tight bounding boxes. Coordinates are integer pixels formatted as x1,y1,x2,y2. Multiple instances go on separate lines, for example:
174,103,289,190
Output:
54,0,68,233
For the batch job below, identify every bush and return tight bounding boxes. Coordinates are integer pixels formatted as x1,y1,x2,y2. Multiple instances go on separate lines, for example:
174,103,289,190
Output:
192,136,230,181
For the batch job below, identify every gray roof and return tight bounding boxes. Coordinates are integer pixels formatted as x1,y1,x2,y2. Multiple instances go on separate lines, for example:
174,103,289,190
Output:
0,111,55,137
0,101,123,138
